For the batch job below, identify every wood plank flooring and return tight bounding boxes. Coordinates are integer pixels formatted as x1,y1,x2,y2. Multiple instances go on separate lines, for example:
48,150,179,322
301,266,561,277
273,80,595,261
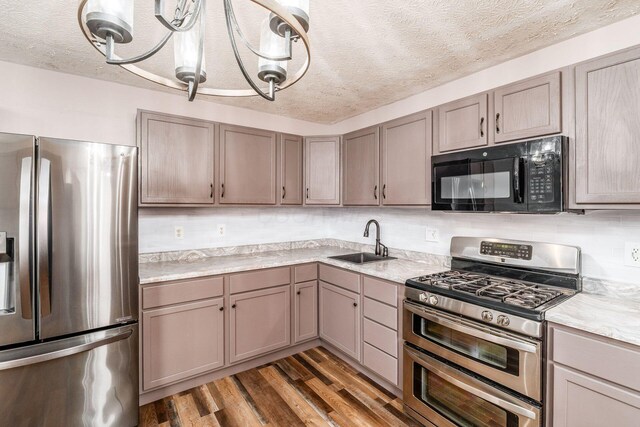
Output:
139,346,420,427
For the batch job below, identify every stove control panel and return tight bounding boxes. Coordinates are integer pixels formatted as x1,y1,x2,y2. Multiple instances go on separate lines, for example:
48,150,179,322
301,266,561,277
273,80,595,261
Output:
480,241,532,260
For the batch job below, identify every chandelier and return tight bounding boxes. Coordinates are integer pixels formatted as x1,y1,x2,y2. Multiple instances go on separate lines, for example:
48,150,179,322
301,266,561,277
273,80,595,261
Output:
77,0,310,101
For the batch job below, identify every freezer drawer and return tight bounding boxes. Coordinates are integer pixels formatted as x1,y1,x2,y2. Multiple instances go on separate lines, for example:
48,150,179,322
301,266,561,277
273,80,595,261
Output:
0,324,138,427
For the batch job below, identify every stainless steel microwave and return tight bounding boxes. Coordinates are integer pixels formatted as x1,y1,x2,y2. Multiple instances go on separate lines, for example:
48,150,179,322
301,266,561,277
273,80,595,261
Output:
431,136,567,213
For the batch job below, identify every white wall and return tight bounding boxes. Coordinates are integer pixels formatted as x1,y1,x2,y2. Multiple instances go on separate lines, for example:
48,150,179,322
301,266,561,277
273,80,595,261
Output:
0,61,331,146
139,207,640,284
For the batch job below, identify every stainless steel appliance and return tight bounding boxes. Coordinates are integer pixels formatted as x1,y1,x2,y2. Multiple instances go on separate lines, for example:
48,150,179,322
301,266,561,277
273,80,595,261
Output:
0,133,138,426
403,236,581,427
431,136,567,213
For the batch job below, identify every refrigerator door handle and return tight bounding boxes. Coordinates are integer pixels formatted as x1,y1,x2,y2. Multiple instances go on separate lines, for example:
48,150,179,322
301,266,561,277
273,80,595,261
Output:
0,326,133,371
37,158,52,316
18,157,32,320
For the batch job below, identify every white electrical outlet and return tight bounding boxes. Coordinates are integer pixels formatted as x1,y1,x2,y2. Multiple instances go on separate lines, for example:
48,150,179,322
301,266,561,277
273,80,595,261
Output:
624,242,640,267
217,224,226,237
425,227,439,243
174,226,184,240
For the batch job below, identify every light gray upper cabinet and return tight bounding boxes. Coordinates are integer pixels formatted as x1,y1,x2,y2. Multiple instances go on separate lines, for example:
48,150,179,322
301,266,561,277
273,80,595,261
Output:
279,133,303,205
343,126,380,206
548,323,640,427
436,93,488,153
381,111,432,206
493,72,562,143
305,136,341,205
229,285,291,363
138,111,215,206
574,47,640,205
219,124,277,205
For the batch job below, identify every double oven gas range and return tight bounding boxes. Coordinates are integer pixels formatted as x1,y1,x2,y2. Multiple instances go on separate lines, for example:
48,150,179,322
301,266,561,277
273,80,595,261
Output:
403,237,581,427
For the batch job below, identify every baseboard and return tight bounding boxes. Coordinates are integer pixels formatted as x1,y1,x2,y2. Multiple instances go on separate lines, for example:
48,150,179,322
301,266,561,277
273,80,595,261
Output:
139,338,321,405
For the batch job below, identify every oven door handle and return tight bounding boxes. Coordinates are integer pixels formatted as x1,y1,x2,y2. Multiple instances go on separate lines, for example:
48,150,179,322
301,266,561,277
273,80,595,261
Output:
405,345,538,420
404,301,538,353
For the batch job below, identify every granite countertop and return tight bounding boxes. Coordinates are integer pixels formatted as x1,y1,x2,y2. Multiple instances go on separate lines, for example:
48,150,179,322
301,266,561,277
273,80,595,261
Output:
547,293,640,348
139,246,448,285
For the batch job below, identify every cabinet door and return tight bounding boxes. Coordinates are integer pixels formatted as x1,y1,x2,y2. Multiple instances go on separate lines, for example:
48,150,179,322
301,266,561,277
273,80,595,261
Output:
294,281,318,343
319,281,360,361
139,111,215,205
575,48,640,204
219,124,277,205
437,93,488,153
229,286,291,363
305,136,341,205
142,298,224,390
552,364,640,427
494,72,561,143
343,126,380,206
381,111,432,205
279,133,303,205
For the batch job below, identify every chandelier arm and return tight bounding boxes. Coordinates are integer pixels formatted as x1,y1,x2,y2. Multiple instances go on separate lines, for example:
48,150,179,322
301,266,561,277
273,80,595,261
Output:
223,0,274,101
226,0,292,61
155,0,202,33
188,0,206,101
104,32,174,65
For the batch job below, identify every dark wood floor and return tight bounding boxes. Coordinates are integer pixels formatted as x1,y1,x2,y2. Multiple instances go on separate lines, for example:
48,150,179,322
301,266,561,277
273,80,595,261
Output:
139,346,419,426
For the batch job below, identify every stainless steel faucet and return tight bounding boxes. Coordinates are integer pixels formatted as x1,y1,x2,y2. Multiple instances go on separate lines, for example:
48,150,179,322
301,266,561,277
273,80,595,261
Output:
363,219,388,257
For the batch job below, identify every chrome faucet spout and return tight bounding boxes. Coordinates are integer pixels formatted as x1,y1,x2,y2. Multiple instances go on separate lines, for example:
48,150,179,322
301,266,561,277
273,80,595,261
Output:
364,219,382,256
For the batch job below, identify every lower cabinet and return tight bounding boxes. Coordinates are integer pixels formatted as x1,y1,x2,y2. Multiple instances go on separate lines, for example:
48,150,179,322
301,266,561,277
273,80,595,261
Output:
294,280,318,343
142,298,225,390
548,322,640,426
229,285,291,363
319,280,361,361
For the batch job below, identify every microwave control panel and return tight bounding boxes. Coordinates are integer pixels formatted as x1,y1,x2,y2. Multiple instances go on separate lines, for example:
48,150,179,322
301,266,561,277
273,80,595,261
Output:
480,241,533,260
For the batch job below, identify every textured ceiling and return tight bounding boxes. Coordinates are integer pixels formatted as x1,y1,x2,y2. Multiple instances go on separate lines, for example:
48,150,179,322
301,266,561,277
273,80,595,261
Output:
0,1,638,124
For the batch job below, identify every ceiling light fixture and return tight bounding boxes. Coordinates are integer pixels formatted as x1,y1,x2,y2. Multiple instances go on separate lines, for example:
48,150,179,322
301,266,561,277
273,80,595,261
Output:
77,0,310,101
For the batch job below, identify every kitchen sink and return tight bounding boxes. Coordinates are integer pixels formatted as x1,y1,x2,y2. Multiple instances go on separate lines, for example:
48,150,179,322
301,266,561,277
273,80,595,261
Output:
328,252,397,264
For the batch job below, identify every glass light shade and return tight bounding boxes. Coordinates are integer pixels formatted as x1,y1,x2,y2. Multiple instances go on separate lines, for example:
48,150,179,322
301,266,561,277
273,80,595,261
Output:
85,0,134,43
174,22,207,84
258,19,288,84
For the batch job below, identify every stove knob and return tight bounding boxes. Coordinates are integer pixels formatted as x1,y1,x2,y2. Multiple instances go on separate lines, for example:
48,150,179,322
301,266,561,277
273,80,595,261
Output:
481,311,493,322
497,315,510,326
428,295,439,306
419,293,428,302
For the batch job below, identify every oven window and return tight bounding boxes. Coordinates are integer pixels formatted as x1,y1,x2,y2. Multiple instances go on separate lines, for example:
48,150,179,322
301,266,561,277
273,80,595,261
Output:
414,316,519,375
439,170,511,200
414,363,518,427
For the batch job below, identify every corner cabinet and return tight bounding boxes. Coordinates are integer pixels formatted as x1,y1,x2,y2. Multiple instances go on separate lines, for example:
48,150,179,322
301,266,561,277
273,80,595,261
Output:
304,136,341,205
279,133,303,205
343,126,380,206
547,323,640,426
381,111,432,205
138,111,215,206
219,124,277,205
574,47,640,206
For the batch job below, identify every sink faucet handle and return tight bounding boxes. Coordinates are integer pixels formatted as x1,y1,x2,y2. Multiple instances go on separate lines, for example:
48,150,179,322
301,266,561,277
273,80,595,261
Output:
380,242,389,257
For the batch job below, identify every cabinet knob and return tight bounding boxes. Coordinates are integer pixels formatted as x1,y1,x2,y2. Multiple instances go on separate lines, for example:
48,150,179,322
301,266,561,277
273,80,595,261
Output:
232,304,236,309
296,291,301,295
353,302,358,307
219,306,224,311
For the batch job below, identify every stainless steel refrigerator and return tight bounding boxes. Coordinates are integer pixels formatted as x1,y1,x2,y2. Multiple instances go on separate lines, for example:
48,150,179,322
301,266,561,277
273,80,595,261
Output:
0,133,138,426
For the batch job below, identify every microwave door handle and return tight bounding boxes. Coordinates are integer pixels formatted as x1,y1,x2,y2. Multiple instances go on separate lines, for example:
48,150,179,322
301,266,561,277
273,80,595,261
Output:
513,158,524,203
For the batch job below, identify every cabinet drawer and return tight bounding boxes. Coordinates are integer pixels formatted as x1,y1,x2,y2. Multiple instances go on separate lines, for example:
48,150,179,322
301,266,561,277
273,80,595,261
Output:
363,342,398,385
363,276,397,307
364,297,397,330
229,267,291,294
142,276,223,310
319,264,360,294
294,264,318,283
364,318,398,357
550,324,640,392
